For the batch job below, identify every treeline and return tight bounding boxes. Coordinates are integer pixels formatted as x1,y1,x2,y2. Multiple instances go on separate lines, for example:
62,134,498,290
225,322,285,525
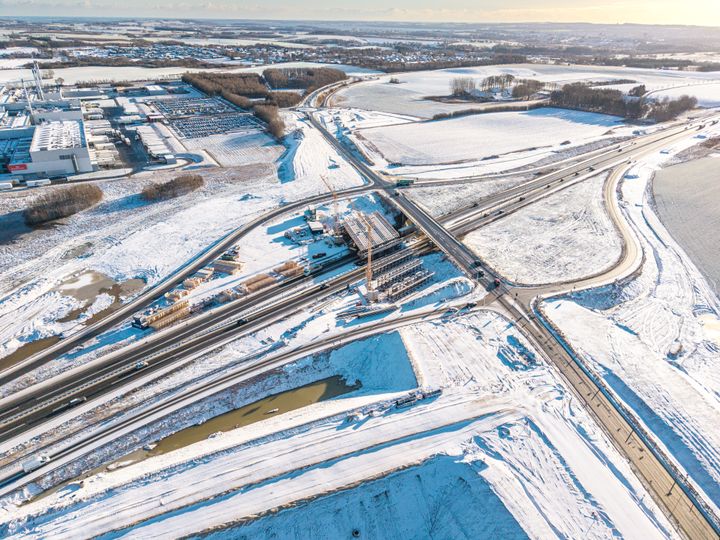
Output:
182,72,269,99
263,67,347,92
432,101,545,120
253,105,285,138
141,174,204,202
24,184,103,226
550,83,697,121
355,54,527,73
649,95,698,122
182,72,287,138
512,79,545,99
550,83,636,117
449,75,546,100
592,56,720,72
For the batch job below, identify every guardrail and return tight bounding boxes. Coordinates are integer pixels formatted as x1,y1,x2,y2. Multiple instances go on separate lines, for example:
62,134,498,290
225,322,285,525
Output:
533,300,720,536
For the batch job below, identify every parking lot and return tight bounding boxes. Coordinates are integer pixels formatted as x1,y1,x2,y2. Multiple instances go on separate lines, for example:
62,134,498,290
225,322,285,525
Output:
170,113,261,139
150,97,238,118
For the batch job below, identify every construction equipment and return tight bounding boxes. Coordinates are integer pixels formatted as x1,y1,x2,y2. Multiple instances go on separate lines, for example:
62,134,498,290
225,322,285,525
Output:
363,216,377,302
320,175,342,243
349,200,378,303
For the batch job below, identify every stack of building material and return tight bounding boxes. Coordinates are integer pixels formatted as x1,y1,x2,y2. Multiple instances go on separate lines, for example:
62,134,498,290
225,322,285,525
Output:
165,289,189,302
149,306,190,330
212,259,243,275
243,273,276,293
274,261,303,278
133,300,189,329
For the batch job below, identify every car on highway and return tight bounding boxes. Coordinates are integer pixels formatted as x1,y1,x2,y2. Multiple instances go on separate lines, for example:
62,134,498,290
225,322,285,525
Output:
135,360,148,370
22,455,51,473
236,318,248,326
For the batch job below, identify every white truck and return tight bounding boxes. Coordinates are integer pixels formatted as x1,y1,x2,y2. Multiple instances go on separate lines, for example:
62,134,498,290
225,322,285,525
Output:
22,454,51,473
25,179,51,188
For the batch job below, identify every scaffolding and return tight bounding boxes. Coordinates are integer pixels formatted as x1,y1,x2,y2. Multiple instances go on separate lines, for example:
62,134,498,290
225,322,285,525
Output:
382,270,435,302
375,259,424,289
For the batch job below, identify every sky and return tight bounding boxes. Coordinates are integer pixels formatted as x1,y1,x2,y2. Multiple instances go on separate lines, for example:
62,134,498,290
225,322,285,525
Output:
0,0,719,27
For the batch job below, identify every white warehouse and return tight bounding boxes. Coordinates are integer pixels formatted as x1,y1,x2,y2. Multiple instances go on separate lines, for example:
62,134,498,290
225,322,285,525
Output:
8,120,93,176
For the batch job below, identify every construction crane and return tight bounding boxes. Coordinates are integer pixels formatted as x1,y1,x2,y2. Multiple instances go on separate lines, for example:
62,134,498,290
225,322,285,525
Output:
363,215,377,302
349,199,378,302
320,174,342,242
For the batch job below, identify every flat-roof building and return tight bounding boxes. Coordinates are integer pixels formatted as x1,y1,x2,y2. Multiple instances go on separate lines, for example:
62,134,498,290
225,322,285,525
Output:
9,120,93,176
343,211,401,257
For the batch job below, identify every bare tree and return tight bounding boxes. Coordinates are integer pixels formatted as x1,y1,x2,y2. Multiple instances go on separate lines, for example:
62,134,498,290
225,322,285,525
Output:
450,77,475,96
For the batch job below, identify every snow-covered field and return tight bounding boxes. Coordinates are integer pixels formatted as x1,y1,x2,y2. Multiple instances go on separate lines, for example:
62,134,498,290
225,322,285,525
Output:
181,130,283,167
406,175,528,218
1,310,676,539
543,134,720,512
649,82,720,108
334,63,720,119
0,119,365,361
464,173,622,284
359,108,626,167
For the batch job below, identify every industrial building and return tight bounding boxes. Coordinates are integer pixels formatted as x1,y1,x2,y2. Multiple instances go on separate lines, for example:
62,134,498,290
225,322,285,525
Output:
8,120,93,176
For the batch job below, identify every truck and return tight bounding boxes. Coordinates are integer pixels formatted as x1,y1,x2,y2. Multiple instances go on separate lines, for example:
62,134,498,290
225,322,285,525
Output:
22,454,50,473
395,179,415,187
25,179,51,188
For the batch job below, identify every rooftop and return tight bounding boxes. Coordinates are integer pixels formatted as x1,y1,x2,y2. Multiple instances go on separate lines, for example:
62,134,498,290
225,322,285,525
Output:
30,120,86,152
343,211,400,255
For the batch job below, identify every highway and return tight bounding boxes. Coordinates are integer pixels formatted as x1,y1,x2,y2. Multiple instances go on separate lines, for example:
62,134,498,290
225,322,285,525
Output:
0,183,377,387
311,110,720,539
0,141,644,446
0,298,473,497
2,82,718,537
0,118,685,438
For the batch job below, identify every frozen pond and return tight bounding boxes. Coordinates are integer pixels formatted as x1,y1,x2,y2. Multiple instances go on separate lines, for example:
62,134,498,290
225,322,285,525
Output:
653,156,720,296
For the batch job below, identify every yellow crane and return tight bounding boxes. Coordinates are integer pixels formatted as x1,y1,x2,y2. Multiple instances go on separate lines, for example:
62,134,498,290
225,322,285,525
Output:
349,199,377,302
363,216,376,300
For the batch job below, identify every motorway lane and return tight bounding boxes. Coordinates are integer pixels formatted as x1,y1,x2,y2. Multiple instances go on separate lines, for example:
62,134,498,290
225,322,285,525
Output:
0,265,367,440
0,300,474,496
313,110,720,538
0,183,376,388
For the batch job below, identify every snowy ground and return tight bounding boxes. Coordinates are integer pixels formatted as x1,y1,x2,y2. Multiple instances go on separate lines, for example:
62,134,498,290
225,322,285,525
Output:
322,104,632,180
181,130,283,168
0,117,365,362
333,63,720,119
1,309,676,539
542,132,720,513
0,252,471,473
464,173,623,284
648,82,720,108
359,108,627,167
405,175,528,218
